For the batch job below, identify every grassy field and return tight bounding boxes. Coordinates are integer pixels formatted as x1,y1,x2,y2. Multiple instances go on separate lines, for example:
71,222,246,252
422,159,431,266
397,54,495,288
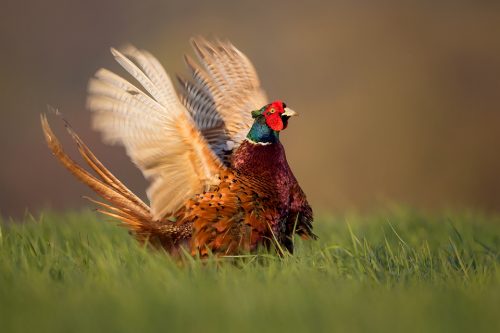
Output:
1,208,499,333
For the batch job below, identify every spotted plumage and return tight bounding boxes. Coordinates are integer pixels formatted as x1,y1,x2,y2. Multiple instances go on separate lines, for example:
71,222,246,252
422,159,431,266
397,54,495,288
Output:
42,37,314,256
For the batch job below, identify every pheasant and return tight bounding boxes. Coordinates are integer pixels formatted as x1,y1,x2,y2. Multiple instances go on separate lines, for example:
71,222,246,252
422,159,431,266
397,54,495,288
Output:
41,38,315,256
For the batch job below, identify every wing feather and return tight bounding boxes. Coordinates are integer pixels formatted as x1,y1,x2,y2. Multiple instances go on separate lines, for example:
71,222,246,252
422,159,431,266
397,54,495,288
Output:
88,46,224,220
178,37,268,163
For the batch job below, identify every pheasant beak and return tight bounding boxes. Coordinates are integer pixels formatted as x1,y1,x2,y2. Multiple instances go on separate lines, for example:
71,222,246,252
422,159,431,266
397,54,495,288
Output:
283,107,298,117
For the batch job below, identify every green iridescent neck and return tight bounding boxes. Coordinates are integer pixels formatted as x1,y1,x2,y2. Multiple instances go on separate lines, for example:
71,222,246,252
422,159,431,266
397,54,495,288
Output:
246,117,280,144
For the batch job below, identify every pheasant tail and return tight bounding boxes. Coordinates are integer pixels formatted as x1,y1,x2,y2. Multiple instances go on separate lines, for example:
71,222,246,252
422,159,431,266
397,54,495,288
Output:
40,114,169,245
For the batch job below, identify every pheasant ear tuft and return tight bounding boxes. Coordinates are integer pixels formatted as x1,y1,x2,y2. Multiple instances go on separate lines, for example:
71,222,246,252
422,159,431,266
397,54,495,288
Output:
251,110,261,118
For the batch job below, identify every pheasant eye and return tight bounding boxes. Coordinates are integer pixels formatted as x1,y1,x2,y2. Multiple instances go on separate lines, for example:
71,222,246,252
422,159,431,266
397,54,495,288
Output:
268,108,275,114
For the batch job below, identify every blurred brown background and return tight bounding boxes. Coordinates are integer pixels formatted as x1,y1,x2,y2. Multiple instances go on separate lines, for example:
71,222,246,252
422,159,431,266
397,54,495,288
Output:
1,0,500,217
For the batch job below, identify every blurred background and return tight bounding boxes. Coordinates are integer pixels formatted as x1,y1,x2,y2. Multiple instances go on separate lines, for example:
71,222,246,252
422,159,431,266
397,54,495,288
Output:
1,0,499,218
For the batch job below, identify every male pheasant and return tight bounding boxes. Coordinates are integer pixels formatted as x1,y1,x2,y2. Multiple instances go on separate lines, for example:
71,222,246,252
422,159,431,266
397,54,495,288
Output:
42,38,314,256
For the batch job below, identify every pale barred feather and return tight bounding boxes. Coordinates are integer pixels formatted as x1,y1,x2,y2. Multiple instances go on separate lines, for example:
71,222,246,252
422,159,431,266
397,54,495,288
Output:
181,58,232,159
178,37,268,162
110,48,171,107
177,75,221,130
184,54,225,103
192,38,266,105
88,47,224,220
177,75,228,158
88,76,166,117
119,45,175,106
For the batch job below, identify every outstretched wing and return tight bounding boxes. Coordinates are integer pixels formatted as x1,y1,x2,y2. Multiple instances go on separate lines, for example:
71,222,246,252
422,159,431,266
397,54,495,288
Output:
178,37,268,163
87,45,224,220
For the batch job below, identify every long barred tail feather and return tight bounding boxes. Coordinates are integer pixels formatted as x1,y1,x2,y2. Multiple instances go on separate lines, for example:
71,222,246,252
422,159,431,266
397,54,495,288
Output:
40,114,158,240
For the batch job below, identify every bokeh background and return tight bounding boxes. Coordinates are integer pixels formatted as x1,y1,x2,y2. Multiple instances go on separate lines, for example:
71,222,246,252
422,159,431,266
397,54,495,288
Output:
1,0,500,218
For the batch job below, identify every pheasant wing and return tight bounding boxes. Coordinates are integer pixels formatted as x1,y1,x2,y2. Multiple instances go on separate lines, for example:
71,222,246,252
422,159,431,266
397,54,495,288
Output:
178,37,268,163
87,45,224,220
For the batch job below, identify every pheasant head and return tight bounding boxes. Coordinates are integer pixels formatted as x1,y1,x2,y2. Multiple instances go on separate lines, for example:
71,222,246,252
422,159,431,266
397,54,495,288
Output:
247,100,298,144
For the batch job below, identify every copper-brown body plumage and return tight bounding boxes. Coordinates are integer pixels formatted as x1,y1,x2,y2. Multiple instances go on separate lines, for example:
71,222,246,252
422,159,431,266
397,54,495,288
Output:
42,38,314,256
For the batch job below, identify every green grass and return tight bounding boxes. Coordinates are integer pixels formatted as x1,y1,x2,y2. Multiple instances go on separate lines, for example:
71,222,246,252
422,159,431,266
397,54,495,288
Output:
1,208,499,333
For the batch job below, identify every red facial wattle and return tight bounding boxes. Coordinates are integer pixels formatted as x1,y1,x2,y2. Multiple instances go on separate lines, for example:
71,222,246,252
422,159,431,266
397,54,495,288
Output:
265,113,284,131
264,100,286,131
